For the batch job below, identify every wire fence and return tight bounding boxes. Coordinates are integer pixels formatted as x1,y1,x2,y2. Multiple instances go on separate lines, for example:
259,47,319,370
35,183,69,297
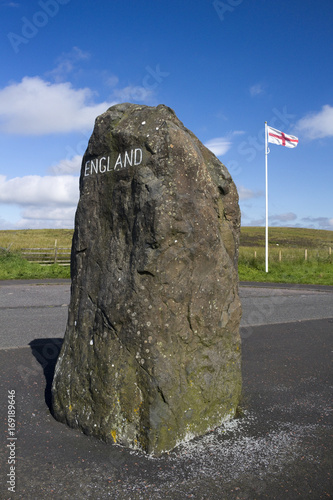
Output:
240,246,332,264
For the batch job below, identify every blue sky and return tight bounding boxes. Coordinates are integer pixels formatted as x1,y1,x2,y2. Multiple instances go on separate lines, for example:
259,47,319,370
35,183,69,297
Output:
0,0,332,231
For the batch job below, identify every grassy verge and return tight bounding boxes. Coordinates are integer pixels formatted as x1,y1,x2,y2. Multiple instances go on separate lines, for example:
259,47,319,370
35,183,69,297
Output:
1,250,331,285
239,244,332,285
239,258,332,285
0,251,70,280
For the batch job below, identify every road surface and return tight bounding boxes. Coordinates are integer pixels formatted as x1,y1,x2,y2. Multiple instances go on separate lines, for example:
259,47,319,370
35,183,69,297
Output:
0,279,332,348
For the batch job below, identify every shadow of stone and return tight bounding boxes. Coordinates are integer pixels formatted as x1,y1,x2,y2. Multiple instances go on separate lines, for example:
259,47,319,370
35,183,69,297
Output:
29,338,63,411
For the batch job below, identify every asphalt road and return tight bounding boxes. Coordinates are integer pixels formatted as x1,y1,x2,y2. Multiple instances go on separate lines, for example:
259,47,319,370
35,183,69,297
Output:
0,280,332,348
0,280,70,349
0,280,332,499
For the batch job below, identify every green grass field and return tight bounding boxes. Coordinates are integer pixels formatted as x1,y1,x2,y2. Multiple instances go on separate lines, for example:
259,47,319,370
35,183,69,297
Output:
0,227,332,284
239,227,332,285
0,228,73,251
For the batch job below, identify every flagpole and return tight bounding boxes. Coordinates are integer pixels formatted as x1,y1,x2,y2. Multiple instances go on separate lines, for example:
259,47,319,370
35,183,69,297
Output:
265,121,269,273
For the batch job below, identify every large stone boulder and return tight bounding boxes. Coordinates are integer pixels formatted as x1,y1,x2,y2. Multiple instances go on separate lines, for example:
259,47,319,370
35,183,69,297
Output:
51,103,242,455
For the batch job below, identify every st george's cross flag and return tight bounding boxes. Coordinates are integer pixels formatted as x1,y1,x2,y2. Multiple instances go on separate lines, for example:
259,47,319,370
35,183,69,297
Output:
267,126,298,148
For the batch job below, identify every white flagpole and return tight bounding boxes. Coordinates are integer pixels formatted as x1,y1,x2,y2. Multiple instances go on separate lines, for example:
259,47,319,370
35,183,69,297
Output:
265,121,269,273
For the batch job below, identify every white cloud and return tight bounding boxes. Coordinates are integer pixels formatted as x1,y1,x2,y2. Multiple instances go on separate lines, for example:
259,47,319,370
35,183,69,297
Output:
0,174,79,205
0,76,115,135
49,155,82,175
21,206,75,220
20,206,76,227
112,85,154,102
241,214,333,230
205,137,232,156
238,185,263,200
296,104,333,139
301,216,333,229
106,75,120,88
249,83,264,96
269,212,297,222
46,47,90,83
0,174,79,228
16,209,75,229
0,217,15,231
205,131,245,157
0,205,76,230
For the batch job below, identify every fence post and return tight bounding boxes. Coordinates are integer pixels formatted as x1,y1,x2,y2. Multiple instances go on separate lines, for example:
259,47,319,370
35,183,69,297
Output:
305,248,308,261
279,249,282,262
54,239,58,264
254,250,257,259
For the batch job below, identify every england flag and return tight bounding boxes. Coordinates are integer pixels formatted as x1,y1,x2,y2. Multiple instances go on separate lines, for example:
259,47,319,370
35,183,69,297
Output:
267,126,298,148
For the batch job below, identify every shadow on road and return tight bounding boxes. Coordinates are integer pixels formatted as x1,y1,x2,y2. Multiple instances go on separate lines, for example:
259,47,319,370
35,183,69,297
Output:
29,338,63,410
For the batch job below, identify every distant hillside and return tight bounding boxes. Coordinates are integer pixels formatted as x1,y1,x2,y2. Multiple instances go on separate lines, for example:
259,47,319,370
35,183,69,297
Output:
240,227,333,249
0,229,74,251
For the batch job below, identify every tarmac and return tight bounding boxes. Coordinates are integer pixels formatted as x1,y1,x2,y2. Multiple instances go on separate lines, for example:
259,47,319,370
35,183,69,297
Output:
0,281,332,499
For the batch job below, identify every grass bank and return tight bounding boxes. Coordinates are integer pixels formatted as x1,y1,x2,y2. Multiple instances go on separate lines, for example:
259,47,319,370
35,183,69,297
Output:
0,251,70,280
0,229,73,280
238,258,332,285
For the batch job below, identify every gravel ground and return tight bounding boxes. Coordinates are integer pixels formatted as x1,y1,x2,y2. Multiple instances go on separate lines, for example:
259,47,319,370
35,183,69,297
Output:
1,317,332,499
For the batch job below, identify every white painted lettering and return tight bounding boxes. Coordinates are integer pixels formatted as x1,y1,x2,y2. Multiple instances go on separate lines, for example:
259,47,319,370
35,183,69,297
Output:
83,148,143,177
134,148,143,165
99,157,106,173
91,159,98,174
124,150,133,168
114,153,123,170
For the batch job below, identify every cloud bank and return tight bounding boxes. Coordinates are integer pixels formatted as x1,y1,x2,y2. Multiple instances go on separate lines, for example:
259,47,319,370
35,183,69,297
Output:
0,76,114,135
49,155,82,175
0,174,79,228
0,174,79,205
237,185,263,200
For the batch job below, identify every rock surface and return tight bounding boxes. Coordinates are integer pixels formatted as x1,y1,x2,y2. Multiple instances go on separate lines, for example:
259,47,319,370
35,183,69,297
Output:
51,103,242,455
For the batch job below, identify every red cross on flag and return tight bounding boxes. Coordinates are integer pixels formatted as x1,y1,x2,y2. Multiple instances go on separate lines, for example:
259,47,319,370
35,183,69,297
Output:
267,126,298,148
